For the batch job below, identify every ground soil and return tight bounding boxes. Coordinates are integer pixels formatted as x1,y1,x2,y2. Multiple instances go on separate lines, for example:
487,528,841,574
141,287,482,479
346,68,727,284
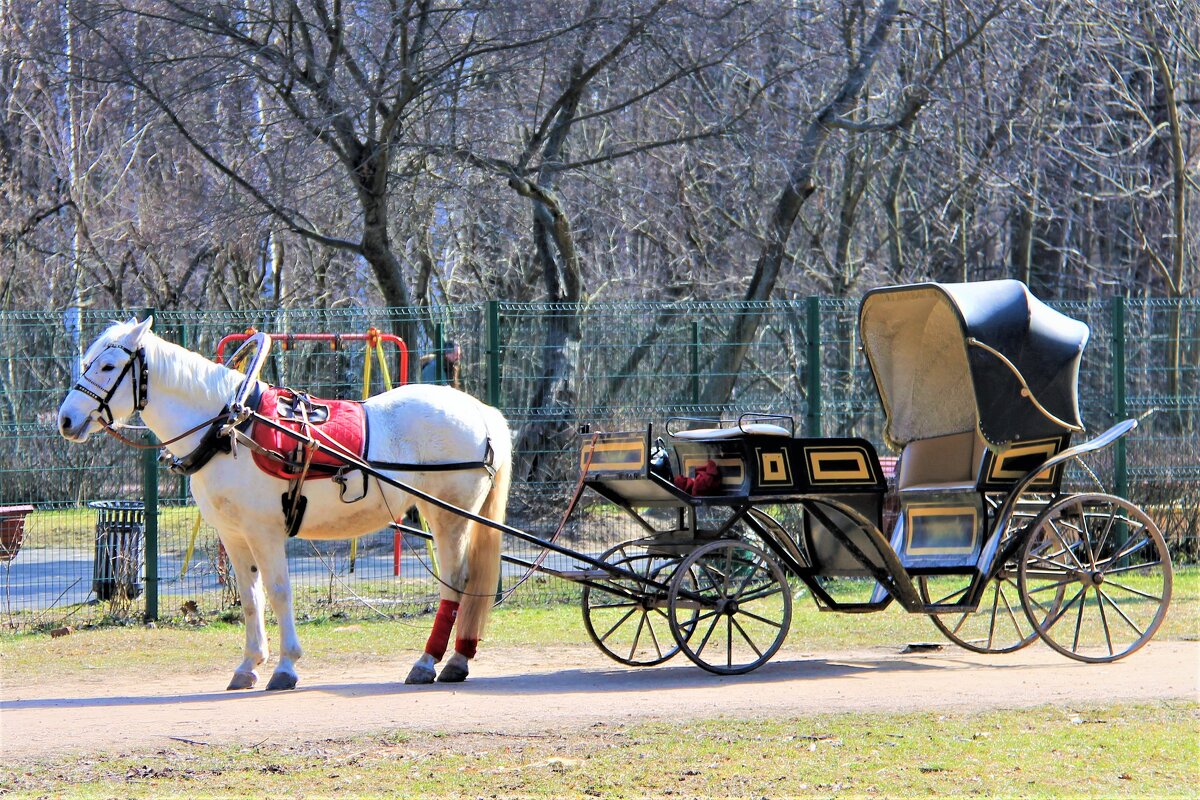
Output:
3,641,1197,760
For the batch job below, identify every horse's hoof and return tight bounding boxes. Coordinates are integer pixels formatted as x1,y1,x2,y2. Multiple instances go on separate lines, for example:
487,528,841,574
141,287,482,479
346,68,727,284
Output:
404,664,437,685
437,662,469,683
266,671,298,691
227,671,257,690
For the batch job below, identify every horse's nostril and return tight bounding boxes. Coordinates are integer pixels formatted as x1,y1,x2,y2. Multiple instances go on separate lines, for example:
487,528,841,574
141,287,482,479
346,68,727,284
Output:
61,416,73,431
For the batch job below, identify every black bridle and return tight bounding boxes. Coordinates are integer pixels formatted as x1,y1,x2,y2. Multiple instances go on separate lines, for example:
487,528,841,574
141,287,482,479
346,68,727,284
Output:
71,344,149,426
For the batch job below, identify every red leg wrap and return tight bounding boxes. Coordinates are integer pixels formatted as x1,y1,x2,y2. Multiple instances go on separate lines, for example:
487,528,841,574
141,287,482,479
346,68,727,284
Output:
455,637,478,660
424,600,459,661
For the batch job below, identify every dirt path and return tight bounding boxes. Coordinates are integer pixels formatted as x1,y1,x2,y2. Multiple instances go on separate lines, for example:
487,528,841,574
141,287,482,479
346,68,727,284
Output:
3,641,1197,759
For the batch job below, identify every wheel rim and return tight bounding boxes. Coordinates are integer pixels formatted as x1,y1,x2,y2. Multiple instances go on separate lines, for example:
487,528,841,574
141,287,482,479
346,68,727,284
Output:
582,542,682,666
920,570,1039,654
1018,494,1172,663
668,539,792,675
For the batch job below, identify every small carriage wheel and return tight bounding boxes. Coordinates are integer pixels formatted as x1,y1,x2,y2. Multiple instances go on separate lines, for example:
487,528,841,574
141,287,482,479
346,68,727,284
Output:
667,539,792,675
1018,493,1172,663
581,542,686,667
918,504,1046,654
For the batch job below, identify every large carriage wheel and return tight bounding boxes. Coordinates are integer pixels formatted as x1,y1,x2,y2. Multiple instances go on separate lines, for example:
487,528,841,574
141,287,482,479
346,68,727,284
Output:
1018,493,1172,663
667,539,792,675
581,542,685,667
918,504,1044,654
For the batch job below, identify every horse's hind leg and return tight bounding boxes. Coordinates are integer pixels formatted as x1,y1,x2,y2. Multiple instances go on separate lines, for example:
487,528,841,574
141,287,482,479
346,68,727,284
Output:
251,536,303,690
438,519,501,683
223,537,269,690
404,503,472,685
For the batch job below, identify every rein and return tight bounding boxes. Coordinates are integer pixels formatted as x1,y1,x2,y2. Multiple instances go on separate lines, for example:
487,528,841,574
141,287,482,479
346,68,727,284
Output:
98,414,230,450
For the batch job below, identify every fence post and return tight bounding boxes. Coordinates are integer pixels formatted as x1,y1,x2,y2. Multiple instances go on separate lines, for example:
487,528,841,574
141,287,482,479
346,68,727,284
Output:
143,307,159,621
1111,295,1128,499
486,301,501,407
691,320,701,407
433,322,445,384
806,296,822,437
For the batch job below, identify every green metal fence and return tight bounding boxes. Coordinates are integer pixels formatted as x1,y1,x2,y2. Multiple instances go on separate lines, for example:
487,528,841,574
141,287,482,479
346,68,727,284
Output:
0,297,1196,628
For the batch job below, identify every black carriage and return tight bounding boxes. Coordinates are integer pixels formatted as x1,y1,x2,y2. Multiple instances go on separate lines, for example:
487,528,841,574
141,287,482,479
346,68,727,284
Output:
569,280,1173,674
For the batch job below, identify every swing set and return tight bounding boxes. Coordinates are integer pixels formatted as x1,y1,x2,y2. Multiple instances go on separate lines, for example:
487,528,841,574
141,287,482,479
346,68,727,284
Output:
181,327,429,579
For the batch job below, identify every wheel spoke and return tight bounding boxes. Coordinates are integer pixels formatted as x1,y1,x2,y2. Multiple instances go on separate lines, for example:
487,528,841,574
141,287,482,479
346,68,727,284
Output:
1107,534,1152,566
692,611,722,659
932,583,971,606
1026,550,1075,572
1040,585,1086,633
1099,578,1162,602
949,610,972,637
730,616,765,659
625,612,649,662
1047,520,1086,571
735,607,786,630
1097,587,1147,638
1101,558,1162,578
1078,504,1099,569
998,584,1025,639
599,606,638,644
984,582,1001,649
1071,587,1088,652
1027,574,1078,595
725,616,734,668
1090,505,1119,562
1096,586,1114,657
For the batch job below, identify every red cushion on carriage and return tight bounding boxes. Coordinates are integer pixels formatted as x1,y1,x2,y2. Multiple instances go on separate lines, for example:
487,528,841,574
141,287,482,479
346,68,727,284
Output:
251,387,367,480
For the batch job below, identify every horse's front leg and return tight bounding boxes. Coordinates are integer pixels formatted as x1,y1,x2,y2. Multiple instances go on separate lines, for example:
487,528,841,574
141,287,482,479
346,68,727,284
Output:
252,536,303,691
223,537,269,690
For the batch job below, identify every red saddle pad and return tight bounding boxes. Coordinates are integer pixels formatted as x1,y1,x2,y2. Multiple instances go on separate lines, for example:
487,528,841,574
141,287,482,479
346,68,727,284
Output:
251,387,367,480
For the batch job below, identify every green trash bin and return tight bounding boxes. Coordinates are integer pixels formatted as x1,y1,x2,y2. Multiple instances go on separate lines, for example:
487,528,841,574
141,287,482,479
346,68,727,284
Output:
90,501,144,601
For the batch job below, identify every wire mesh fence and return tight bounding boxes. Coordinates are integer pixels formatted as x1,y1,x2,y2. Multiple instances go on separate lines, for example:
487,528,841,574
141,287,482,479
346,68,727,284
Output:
0,296,1196,628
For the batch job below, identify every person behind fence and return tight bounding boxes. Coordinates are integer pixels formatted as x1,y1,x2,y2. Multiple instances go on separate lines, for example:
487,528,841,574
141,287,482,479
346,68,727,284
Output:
420,340,461,388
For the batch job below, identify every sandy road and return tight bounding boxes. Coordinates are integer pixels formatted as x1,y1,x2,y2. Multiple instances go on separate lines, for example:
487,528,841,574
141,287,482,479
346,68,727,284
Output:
3,640,1196,760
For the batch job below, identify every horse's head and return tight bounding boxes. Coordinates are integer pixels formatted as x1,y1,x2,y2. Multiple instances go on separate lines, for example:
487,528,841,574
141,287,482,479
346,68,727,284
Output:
58,317,154,443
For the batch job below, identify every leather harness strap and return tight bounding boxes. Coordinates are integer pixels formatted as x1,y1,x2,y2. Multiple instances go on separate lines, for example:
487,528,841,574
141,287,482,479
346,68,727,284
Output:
164,384,263,477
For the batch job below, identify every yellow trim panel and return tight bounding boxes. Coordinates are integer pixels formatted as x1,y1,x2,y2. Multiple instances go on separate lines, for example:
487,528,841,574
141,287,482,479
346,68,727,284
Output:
905,505,979,556
582,436,646,473
756,448,794,485
681,456,745,488
805,446,873,483
987,437,1061,482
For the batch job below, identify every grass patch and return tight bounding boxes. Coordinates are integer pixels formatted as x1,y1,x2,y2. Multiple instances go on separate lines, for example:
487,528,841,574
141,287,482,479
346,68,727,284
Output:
2,701,1195,798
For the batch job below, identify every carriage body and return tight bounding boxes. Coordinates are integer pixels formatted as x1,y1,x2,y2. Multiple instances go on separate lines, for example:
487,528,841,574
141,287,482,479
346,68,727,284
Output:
577,280,1172,674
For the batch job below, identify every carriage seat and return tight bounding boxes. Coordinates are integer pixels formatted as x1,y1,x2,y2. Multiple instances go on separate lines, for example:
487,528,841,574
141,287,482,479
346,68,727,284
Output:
672,423,791,440
897,430,988,493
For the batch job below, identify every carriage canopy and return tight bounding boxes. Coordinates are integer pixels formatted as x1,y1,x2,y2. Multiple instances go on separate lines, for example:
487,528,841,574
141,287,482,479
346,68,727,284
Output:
859,280,1089,450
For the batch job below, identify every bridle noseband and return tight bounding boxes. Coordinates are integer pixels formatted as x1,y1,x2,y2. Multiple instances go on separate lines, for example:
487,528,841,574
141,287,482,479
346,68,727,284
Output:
71,344,149,425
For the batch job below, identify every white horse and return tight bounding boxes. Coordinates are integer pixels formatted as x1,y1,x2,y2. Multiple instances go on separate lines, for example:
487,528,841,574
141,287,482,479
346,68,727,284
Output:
57,318,512,690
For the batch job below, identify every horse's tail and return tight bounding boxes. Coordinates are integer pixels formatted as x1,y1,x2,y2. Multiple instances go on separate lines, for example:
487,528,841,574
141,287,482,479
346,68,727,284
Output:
455,439,511,646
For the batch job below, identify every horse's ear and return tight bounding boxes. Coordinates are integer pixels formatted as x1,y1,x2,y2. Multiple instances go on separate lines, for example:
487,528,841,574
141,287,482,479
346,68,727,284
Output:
126,316,154,346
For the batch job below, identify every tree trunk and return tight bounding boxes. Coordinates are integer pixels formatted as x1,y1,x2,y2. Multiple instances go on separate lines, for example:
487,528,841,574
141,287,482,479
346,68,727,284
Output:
701,0,902,407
